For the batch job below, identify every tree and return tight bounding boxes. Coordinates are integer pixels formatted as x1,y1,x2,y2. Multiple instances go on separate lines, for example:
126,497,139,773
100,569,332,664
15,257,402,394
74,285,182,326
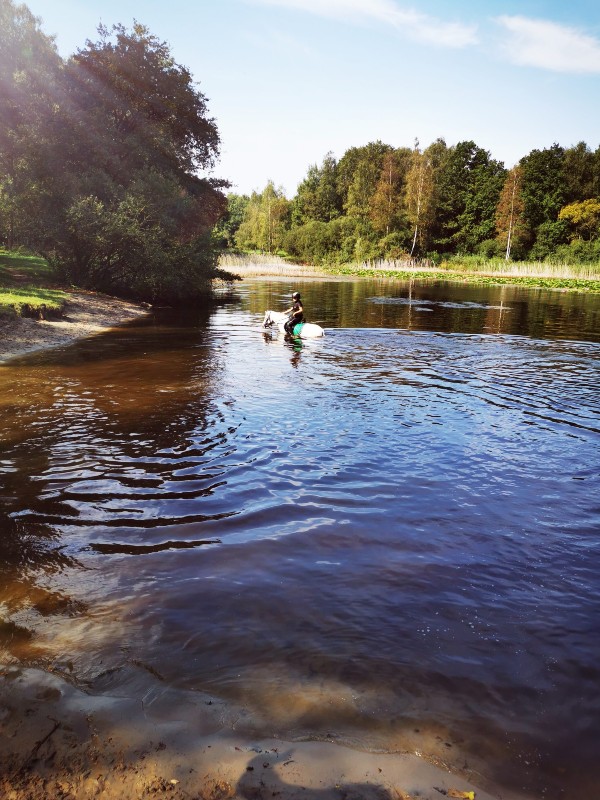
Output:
369,148,411,236
235,182,290,253
336,141,392,217
213,193,250,248
562,142,596,204
431,140,505,253
496,166,527,260
558,199,600,241
66,22,220,179
0,0,62,248
315,152,341,221
292,163,322,225
50,23,226,302
292,152,341,226
405,143,436,256
519,144,566,254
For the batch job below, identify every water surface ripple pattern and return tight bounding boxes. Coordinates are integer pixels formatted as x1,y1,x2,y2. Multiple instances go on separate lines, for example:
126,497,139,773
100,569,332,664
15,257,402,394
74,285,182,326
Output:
1,285,599,797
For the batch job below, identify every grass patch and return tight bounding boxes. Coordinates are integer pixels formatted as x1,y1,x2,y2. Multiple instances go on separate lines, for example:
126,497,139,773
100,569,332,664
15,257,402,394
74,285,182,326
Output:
0,249,54,285
0,249,67,318
0,286,67,318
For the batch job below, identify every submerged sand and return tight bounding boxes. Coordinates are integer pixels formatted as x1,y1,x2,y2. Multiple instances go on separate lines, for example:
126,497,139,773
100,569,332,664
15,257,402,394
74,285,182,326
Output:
0,667,525,800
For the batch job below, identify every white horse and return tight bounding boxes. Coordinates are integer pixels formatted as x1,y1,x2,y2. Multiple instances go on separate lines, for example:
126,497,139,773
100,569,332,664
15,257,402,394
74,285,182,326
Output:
262,310,325,338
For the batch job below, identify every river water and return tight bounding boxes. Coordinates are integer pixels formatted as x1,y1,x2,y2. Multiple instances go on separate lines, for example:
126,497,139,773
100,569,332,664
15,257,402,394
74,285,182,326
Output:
1,278,599,797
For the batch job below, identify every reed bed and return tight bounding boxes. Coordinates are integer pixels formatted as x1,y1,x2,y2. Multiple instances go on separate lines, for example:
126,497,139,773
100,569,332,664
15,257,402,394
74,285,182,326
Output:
360,257,600,281
219,252,325,277
218,252,600,291
454,259,600,280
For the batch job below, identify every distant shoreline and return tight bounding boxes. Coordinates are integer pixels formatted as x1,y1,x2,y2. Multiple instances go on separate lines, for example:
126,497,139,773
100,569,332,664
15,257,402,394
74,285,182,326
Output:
219,253,600,293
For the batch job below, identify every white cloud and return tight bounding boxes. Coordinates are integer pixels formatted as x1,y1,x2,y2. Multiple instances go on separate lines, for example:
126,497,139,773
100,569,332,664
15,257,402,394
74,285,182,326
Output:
250,0,478,48
496,15,600,74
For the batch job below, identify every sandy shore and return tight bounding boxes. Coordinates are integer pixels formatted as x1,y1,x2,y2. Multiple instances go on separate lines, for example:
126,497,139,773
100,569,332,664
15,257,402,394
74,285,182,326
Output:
0,667,526,800
0,291,149,364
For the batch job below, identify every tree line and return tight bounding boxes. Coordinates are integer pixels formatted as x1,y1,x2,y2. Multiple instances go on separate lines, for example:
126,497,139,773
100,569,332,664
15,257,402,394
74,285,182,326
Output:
0,0,231,302
217,139,600,266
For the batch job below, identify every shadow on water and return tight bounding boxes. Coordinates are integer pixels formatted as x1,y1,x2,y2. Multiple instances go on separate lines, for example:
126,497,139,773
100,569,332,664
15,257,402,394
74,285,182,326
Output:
0,303,222,667
0,516,85,662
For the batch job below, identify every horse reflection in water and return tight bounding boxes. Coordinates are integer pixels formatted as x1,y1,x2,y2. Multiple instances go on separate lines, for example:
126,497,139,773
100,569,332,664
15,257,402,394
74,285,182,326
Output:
262,310,325,338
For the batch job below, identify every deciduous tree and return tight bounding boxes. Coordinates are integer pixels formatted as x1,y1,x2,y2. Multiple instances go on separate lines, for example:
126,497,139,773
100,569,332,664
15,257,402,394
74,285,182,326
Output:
495,166,527,260
369,148,411,236
558,199,600,241
405,143,436,256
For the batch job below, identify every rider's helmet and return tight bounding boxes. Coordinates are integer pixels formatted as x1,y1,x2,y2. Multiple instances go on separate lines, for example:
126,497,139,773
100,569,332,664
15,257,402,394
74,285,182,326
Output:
292,291,301,300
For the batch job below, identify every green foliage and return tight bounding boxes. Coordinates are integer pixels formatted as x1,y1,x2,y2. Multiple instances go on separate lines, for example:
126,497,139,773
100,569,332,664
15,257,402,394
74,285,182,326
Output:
558,199,600,241
234,182,290,253
0,0,63,250
519,144,566,251
369,149,412,236
562,141,599,203
336,141,392,216
378,231,411,260
0,6,231,302
48,195,219,302
477,238,502,258
529,220,570,261
282,216,382,266
551,239,600,264
213,193,250,248
432,140,506,253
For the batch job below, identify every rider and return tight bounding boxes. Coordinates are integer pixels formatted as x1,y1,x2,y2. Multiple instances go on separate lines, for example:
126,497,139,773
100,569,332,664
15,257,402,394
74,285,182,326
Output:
283,291,304,335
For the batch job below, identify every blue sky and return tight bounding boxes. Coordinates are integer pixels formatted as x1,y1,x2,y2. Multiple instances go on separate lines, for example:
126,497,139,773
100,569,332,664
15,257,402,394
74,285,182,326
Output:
24,0,600,197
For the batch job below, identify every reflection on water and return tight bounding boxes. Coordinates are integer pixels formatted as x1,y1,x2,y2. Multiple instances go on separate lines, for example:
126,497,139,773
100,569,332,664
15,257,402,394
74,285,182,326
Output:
1,279,599,797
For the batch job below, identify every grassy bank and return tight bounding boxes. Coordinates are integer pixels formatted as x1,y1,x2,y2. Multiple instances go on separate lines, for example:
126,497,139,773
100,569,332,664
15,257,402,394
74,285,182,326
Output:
0,249,67,318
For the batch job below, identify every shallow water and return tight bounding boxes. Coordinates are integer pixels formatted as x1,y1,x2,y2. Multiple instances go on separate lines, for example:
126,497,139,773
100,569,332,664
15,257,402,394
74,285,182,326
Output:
1,278,599,797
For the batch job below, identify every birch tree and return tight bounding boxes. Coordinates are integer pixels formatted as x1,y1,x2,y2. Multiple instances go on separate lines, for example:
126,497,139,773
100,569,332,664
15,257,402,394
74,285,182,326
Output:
405,143,435,256
495,165,526,260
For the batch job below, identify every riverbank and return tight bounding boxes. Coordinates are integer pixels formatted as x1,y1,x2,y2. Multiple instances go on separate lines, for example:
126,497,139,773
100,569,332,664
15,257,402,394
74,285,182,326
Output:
0,667,528,800
325,264,600,292
0,290,149,364
218,252,600,292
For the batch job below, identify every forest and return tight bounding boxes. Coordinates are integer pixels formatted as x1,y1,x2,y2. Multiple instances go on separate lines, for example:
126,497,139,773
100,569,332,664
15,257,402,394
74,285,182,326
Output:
3,0,600,306
217,140,600,268
0,0,231,303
